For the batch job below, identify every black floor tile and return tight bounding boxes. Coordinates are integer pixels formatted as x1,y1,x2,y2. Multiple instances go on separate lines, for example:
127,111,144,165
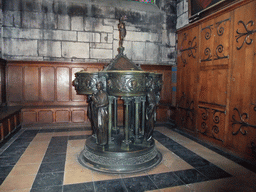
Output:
148,172,185,189
30,185,63,192
0,165,13,177
48,137,68,146
95,179,127,192
196,165,232,180
122,176,157,192
0,177,4,185
45,145,67,155
158,137,181,146
12,137,34,143
53,128,70,132
182,156,212,168
0,146,27,157
38,161,65,173
19,130,39,138
32,172,64,189
42,153,66,163
38,129,56,133
152,131,167,140
0,156,21,166
10,140,31,148
174,169,209,184
63,182,94,192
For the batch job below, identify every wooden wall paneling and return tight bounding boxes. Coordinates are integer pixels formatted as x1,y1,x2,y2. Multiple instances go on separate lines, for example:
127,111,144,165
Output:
24,66,39,102
0,59,7,106
228,1,256,160
22,110,37,124
41,67,55,102
55,109,71,123
2,120,9,138
176,26,199,133
57,67,70,102
38,110,54,123
71,109,86,123
7,66,23,103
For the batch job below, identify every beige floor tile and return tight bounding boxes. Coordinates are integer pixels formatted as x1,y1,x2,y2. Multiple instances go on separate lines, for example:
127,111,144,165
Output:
66,151,80,163
211,157,254,177
188,177,255,192
65,160,85,172
92,170,121,181
66,140,85,154
31,134,52,142
145,189,161,192
68,131,91,136
64,169,93,185
2,188,31,192
0,174,36,191
22,143,49,155
15,153,45,165
159,185,190,192
52,132,70,136
161,152,193,172
7,164,40,176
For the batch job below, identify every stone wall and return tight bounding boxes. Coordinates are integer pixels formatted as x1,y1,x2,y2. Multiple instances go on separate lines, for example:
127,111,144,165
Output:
176,0,188,29
1,0,177,65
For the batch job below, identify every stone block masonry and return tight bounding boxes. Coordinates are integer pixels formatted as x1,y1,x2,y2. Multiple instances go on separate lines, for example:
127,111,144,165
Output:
1,0,177,65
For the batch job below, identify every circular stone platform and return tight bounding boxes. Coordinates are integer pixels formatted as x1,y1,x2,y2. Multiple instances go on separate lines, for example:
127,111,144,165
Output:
78,136,162,174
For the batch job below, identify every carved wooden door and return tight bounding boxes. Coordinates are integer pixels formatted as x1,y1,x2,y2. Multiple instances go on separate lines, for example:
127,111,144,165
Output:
197,12,232,143
228,1,256,160
176,26,199,133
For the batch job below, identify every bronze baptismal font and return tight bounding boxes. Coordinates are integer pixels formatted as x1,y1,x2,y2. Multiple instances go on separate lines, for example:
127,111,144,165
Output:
73,17,163,173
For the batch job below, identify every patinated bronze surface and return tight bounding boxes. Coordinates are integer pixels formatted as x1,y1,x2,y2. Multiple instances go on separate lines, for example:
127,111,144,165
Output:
73,17,163,173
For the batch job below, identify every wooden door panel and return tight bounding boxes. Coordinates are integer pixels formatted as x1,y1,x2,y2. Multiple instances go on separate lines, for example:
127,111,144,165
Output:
229,1,256,159
199,69,227,106
177,26,199,132
197,106,225,142
200,13,231,67
197,12,232,144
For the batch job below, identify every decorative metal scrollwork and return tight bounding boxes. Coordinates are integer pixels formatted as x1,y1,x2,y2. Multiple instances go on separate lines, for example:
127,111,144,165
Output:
201,47,212,62
236,20,256,50
215,18,230,36
214,45,229,60
231,108,256,135
198,107,224,142
180,33,197,66
212,110,224,142
177,92,195,125
201,25,213,40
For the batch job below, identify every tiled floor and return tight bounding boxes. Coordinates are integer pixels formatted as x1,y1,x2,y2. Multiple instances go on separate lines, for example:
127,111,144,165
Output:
0,125,255,192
